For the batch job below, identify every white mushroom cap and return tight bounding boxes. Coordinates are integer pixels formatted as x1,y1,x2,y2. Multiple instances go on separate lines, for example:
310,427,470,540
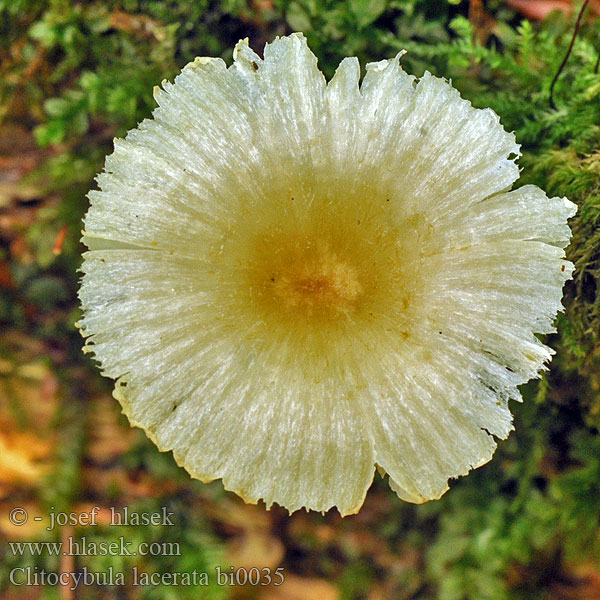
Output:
78,33,576,515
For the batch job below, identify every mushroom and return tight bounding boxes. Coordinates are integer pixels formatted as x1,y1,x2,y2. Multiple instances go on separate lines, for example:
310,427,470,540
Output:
78,33,576,515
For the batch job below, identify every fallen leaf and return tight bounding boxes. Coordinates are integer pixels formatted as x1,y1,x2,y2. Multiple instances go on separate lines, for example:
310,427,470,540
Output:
0,501,48,539
260,575,338,600
506,0,600,20
226,530,284,571
109,10,167,41
0,429,52,485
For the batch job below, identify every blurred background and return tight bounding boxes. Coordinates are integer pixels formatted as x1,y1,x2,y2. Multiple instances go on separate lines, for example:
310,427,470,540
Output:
1,1,600,599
